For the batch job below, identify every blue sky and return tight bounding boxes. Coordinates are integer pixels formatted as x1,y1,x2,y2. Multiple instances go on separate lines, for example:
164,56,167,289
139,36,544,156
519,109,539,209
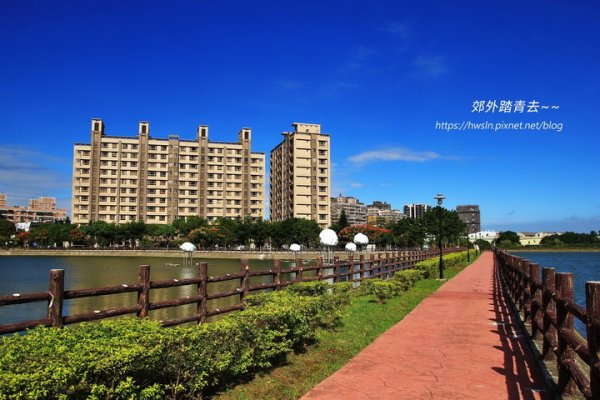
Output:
1,1,599,232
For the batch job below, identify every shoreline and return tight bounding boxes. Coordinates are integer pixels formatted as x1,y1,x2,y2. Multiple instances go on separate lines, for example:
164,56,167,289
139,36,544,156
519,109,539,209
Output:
0,248,372,260
506,248,600,253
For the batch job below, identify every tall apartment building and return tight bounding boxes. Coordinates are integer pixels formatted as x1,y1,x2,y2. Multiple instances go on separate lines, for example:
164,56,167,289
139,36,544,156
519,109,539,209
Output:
270,123,330,228
330,194,367,226
403,204,432,219
72,119,265,225
456,205,481,234
0,194,66,223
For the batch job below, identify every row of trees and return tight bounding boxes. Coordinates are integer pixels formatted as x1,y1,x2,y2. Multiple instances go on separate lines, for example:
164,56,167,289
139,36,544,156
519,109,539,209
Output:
491,230,600,248
0,206,468,250
540,231,600,246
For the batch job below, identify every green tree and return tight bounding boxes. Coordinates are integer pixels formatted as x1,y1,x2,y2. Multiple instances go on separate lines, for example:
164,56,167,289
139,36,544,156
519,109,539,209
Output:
212,218,239,246
173,216,207,236
250,219,271,249
420,207,466,247
496,231,521,247
0,219,16,241
389,218,427,248
69,226,87,245
270,218,320,248
188,226,225,248
81,221,117,246
146,224,177,247
116,221,146,246
475,239,492,251
29,224,71,247
331,209,349,232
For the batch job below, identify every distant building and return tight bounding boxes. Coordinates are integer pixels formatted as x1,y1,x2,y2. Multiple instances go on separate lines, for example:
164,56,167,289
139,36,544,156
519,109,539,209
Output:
367,200,404,226
403,204,432,219
72,119,265,225
269,123,330,228
330,195,367,226
456,205,481,234
0,194,66,223
367,201,391,213
469,230,498,243
518,232,561,246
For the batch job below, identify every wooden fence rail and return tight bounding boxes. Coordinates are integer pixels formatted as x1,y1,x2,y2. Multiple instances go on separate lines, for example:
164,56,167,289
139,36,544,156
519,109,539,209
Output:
495,249,600,399
0,248,460,335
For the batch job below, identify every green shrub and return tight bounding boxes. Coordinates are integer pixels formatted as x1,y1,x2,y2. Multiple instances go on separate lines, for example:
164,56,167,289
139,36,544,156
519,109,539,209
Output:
0,319,171,400
285,280,330,296
369,280,398,304
414,250,472,278
392,269,424,291
331,281,353,306
0,288,347,399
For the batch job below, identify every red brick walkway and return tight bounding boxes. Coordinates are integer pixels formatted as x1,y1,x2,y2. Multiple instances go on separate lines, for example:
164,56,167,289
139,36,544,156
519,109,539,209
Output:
301,252,552,399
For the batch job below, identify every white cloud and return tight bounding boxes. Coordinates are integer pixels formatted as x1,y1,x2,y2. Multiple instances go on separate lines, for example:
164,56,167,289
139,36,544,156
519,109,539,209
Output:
413,55,448,78
381,22,412,39
348,147,458,164
350,182,363,188
276,80,304,90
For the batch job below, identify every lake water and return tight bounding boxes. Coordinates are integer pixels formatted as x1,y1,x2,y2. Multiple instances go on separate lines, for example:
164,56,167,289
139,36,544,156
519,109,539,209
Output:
511,251,600,335
0,256,285,330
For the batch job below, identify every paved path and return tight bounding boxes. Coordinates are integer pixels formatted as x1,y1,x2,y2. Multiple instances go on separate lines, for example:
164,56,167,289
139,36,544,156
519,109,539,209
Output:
302,252,552,400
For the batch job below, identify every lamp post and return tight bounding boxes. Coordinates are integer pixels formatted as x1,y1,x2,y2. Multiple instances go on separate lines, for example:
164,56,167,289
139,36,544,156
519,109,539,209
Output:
466,226,470,262
434,193,446,280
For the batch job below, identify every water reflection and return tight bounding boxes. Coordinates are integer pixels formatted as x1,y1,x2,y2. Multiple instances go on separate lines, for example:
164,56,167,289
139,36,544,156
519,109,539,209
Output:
0,256,281,327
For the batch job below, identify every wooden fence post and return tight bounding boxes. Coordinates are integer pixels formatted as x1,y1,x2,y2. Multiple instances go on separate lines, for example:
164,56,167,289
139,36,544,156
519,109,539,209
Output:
333,256,340,283
512,258,519,302
542,267,557,361
48,269,64,328
359,254,365,282
385,253,391,278
197,262,208,323
518,260,527,314
316,256,324,280
240,259,250,307
137,265,150,318
348,254,354,282
523,260,532,324
273,259,282,290
556,272,577,395
529,263,542,339
586,281,600,399
295,258,303,283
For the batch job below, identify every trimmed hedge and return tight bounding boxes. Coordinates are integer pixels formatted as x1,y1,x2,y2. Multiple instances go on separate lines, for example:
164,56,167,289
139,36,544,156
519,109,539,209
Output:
413,250,472,278
0,286,348,400
365,250,475,303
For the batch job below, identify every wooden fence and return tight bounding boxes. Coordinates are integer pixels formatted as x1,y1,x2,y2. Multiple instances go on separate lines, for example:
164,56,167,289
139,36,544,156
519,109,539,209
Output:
0,248,460,335
495,249,600,399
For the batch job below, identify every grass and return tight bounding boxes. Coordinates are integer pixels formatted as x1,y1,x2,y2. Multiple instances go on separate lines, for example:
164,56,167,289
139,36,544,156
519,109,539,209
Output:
212,253,479,400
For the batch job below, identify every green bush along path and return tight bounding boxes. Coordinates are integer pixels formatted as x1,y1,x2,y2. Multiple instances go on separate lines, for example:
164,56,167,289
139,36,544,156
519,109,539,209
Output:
215,251,477,400
0,250,473,400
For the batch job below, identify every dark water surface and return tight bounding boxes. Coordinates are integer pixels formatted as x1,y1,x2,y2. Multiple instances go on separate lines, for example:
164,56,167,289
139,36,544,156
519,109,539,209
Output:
511,251,600,335
0,256,280,328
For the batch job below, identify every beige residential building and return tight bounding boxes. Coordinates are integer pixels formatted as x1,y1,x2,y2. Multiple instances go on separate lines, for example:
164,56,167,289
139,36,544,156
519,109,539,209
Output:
270,123,330,228
0,194,67,223
331,195,367,226
72,119,265,225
